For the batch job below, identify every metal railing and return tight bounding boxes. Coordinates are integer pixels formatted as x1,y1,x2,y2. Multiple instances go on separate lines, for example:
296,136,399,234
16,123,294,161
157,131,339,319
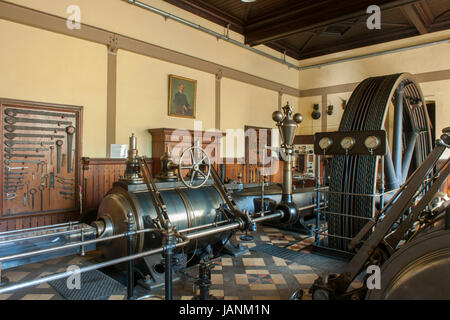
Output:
0,210,283,299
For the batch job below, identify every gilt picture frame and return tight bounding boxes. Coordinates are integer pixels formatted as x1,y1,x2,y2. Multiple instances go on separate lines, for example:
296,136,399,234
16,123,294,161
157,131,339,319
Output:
168,75,197,119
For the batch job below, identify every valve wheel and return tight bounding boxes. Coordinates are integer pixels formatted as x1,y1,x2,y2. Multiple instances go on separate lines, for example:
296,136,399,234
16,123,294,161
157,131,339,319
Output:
178,146,211,189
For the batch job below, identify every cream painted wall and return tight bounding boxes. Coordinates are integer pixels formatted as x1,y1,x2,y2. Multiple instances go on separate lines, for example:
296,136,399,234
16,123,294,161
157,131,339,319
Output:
8,0,298,88
116,49,216,157
298,31,450,135
0,1,301,158
221,78,278,130
0,20,107,157
298,96,322,135
326,93,351,132
221,78,278,158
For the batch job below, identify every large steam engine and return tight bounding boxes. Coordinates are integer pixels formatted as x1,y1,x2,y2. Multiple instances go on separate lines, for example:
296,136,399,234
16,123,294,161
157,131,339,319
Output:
0,74,449,300
89,104,306,290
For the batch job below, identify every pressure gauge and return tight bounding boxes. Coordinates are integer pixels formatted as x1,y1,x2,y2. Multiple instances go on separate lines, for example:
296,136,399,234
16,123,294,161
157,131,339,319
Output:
364,136,381,150
340,136,356,150
318,137,333,150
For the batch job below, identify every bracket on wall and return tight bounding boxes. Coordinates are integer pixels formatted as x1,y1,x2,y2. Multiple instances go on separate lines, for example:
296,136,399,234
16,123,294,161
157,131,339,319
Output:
216,70,223,81
108,34,119,55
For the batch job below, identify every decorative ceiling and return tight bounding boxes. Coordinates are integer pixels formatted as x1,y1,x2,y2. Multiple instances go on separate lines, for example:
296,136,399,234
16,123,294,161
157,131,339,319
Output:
163,0,450,59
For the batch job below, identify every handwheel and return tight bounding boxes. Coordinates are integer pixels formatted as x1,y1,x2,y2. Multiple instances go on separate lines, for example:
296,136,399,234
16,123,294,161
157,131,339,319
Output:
178,146,211,189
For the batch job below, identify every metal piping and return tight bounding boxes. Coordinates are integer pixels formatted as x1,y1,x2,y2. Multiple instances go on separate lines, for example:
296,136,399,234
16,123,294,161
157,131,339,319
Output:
122,0,300,70
123,2,449,73
299,39,450,70
0,211,283,294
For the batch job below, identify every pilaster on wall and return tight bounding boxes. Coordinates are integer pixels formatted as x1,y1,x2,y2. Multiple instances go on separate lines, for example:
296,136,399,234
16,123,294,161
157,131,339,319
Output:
106,35,118,156
215,71,222,130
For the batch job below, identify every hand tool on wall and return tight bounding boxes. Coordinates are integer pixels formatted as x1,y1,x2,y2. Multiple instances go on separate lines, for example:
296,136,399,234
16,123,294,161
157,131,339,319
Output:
56,140,63,173
29,188,37,210
59,191,74,197
5,116,73,126
5,159,40,165
79,183,83,217
56,176,74,181
4,147,49,153
4,125,66,133
6,166,29,171
66,126,76,173
58,186,74,191
26,182,29,205
46,174,52,203
5,187,23,193
4,153,45,159
23,193,27,207
56,179,74,186
4,140,54,147
50,171,55,189
49,146,54,165
62,196,75,201
5,193,16,201
5,133,65,140
5,184,24,189
4,108,76,118
39,185,45,211
5,176,24,183
5,171,29,176
62,154,66,168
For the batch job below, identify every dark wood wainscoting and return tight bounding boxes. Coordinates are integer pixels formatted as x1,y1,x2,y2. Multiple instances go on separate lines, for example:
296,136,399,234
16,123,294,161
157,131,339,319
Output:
81,158,152,210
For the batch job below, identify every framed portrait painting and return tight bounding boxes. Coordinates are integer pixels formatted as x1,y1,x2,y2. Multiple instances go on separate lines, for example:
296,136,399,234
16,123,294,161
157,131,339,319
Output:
168,75,197,119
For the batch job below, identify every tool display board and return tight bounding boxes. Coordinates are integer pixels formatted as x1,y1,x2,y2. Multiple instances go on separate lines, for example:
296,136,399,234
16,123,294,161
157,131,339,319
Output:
1,100,82,218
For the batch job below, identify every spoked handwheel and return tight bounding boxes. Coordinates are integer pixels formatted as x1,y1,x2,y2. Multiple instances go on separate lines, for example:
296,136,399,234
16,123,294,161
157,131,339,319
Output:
178,146,211,189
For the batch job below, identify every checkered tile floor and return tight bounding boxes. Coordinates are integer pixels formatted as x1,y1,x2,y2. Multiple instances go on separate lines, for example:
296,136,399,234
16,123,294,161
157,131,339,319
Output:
0,226,356,300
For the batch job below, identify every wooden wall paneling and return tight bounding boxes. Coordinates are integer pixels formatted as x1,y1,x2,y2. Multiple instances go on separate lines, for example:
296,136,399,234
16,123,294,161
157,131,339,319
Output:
81,158,150,211
0,220,6,232
148,128,224,177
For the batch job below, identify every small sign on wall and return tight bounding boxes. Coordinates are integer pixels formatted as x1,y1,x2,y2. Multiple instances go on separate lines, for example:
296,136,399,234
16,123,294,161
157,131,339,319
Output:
110,144,128,158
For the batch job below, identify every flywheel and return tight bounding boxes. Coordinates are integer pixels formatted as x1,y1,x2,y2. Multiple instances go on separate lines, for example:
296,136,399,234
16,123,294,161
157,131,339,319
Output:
326,73,432,251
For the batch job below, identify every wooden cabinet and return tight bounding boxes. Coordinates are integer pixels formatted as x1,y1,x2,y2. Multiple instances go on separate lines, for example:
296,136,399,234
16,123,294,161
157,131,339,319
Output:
148,128,223,177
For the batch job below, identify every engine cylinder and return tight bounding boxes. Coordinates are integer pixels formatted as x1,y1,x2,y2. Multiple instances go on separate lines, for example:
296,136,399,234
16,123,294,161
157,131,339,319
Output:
96,182,228,261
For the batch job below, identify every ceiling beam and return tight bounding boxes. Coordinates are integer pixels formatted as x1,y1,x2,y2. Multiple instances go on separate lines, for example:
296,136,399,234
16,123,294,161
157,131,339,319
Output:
413,1,435,26
163,0,244,33
401,4,428,34
243,3,253,23
245,0,422,46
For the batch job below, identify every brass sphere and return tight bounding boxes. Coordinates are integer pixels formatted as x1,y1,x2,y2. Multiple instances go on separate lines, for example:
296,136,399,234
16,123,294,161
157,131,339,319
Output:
293,113,303,124
272,111,283,122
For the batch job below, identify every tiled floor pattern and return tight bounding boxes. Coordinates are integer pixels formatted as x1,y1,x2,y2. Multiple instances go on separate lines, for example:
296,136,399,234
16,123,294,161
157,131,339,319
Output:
0,226,350,300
